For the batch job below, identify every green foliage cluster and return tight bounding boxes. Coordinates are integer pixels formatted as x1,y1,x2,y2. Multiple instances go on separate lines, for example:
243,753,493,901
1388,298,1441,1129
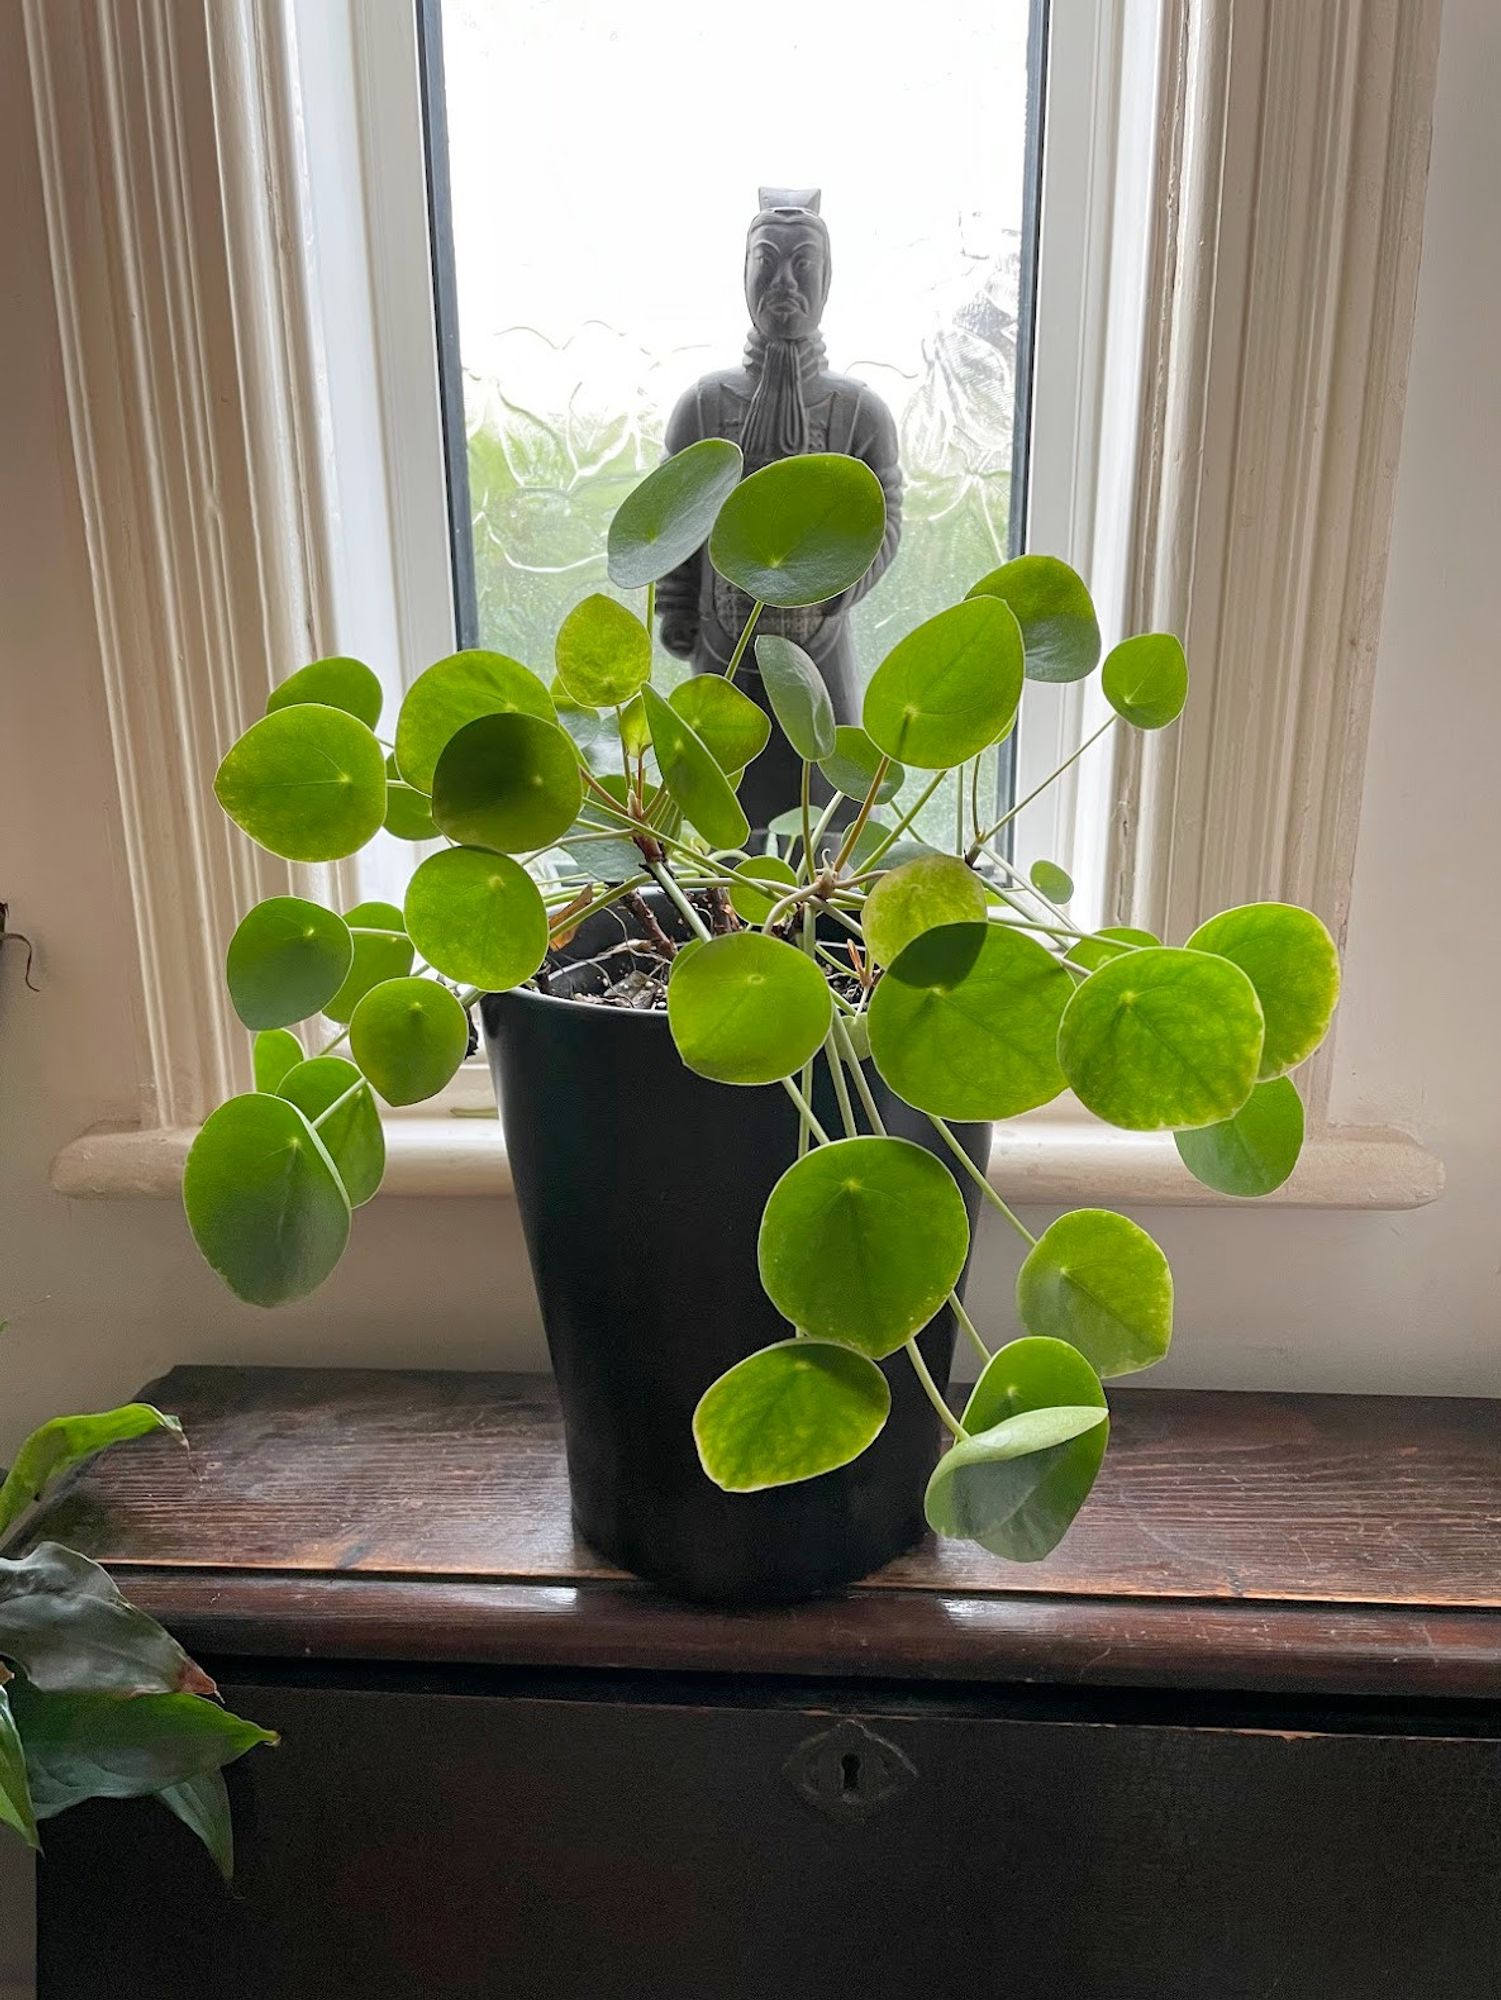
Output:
0,1394,273,1872
186,442,1340,1564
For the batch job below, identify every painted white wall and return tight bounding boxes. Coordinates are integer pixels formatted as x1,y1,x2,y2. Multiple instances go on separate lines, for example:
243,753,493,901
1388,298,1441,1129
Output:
1,0,1498,1988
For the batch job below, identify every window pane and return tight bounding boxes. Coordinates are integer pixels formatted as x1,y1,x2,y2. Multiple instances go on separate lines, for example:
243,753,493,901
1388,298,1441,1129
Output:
429,0,1039,838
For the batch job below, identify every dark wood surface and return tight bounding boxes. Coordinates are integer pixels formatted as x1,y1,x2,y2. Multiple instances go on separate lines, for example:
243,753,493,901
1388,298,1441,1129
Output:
28,1364,1501,1700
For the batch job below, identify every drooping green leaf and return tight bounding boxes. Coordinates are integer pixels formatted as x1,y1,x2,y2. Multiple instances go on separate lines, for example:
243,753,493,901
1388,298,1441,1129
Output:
1064,926,1159,973
818,725,904,803
394,650,555,794
225,898,352,1031
868,921,1071,1120
1030,859,1074,903
861,854,988,968
0,1407,183,1540
709,453,886,608
1058,945,1264,1130
348,976,470,1106
403,848,550,992
266,655,383,730
0,1684,38,1849
758,1136,970,1360
862,598,1024,768
727,855,798,924
554,594,653,707
215,707,386,863
251,1028,303,1093
607,437,744,589
323,901,415,1024
667,931,832,1086
183,1093,350,1306
276,1056,383,1207
430,712,584,855
0,1544,213,1697
927,1335,1108,1559
1186,902,1340,1079
1175,1074,1305,1196
639,685,749,849
669,675,771,773
1017,1210,1173,1378
1101,632,1188,729
12,1679,275,1822
694,1340,891,1492
159,1769,234,1879
753,635,837,761
966,554,1101,684
384,779,439,842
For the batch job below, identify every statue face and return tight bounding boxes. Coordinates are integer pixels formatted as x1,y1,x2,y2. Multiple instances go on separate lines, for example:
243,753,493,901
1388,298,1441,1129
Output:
745,224,828,340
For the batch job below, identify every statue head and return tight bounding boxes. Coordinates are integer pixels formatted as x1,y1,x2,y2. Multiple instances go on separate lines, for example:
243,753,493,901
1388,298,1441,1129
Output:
745,187,830,343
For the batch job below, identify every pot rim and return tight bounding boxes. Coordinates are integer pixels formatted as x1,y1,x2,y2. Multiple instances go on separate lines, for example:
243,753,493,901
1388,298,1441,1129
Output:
480,979,672,1026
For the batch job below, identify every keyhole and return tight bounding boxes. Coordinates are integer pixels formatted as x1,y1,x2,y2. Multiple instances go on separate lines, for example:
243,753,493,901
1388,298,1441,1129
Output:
840,1751,863,1796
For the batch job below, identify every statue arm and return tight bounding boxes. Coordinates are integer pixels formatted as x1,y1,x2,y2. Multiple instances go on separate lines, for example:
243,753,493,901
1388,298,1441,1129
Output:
653,389,706,656
828,390,903,614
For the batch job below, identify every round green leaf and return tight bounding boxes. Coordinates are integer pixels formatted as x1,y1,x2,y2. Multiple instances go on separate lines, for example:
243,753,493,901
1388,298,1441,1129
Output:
554,594,653,707
862,598,1024,768
1175,1074,1304,1196
967,554,1101,684
1185,902,1340,1079
348,977,470,1106
868,921,1071,1120
758,1136,970,1359
818,725,904,803
1058,945,1264,1130
394,650,556,794
926,1335,1108,1560
693,1340,891,1492
639,685,749,849
403,847,549,992
1101,633,1188,729
709,453,887,608
728,855,798,923
277,1055,384,1206
215,706,386,863
251,1028,303,1093
266,655,383,730
384,779,438,841
430,712,584,855
1017,1209,1173,1378
607,438,744,590
225,897,353,1030
183,1092,350,1306
667,931,832,1086
861,854,988,968
669,675,771,773
1030,859,1074,903
324,902,415,1026
753,635,837,761
1065,926,1159,973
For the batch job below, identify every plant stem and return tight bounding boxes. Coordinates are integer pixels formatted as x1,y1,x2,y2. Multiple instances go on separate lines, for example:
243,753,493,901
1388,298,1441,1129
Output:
926,1114,1038,1247
904,1336,965,1440
801,793,844,881
954,759,967,855
800,758,814,884
967,716,1116,862
829,1011,886,1133
723,600,764,686
314,1023,351,1058
859,770,946,870
797,906,817,1159
950,1292,992,1367
824,1031,859,1138
310,1076,368,1131
782,1072,831,1146
832,757,892,873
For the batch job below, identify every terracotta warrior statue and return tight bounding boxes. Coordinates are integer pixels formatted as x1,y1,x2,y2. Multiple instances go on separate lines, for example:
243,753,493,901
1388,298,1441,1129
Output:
657,188,903,829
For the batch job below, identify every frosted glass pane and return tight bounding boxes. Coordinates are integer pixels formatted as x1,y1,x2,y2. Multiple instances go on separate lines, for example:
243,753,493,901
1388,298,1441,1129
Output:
437,0,1035,830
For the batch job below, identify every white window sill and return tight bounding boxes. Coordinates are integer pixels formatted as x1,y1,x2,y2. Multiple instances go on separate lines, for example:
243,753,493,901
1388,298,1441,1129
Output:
51,1116,1444,1211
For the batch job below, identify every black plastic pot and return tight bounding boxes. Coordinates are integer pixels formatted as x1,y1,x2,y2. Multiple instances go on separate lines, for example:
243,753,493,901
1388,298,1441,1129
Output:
480,895,991,1604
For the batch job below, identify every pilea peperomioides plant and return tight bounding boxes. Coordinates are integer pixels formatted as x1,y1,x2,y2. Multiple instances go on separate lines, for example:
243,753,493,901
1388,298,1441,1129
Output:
185,441,1339,1567
0,1391,274,1872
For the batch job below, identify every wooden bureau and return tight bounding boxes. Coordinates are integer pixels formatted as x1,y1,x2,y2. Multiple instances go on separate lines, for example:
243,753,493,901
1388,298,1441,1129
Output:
29,1366,1501,1998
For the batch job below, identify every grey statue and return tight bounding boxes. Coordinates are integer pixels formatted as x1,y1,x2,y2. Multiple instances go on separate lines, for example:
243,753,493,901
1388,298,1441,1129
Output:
656,188,903,829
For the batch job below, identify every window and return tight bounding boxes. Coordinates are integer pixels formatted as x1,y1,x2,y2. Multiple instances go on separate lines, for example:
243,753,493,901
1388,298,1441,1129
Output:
421,0,1046,853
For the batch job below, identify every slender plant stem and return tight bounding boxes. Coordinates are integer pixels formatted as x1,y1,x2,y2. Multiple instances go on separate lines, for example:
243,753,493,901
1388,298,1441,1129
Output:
782,1073,831,1146
644,578,655,646
801,793,844,880
824,1030,859,1138
800,757,814,882
950,1291,991,1367
723,600,764,686
984,848,1075,932
905,1336,965,1440
314,1023,351,1058
970,753,983,851
310,1076,368,1130
797,906,817,1159
859,769,946,870
549,876,650,938
968,716,1116,862
927,1114,1037,1247
954,759,967,855
832,757,892,873
829,1011,885,1133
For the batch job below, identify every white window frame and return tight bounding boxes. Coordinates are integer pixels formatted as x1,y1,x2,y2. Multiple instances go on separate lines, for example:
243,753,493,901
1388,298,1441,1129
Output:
34,0,1443,1211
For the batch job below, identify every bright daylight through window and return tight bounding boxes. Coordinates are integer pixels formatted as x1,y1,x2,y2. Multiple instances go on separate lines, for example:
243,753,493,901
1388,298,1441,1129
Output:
422,0,1043,849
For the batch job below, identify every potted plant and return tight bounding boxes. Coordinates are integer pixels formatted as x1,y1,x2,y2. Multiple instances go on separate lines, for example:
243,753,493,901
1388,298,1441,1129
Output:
184,443,1339,1601
0,1392,273,1873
